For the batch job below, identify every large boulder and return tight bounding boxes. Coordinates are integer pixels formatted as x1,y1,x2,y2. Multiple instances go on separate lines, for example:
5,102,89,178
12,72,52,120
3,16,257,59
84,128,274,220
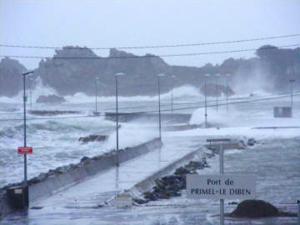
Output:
229,200,297,218
36,95,66,104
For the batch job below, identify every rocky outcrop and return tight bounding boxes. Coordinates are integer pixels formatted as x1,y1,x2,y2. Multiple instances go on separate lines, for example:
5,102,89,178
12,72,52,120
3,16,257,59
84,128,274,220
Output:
78,134,108,143
229,200,297,218
2,45,298,97
36,95,66,103
0,57,27,96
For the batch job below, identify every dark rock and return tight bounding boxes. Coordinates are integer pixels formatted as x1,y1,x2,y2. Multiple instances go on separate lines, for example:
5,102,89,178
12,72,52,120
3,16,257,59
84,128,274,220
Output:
247,138,256,146
29,110,79,116
228,201,238,205
79,134,108,143
185,161,205,170
229,200,280,218
144,192,158,201
30,206,43,210
36,95,66,104
133,198,149,205
80,156,90,162
174,167,190,176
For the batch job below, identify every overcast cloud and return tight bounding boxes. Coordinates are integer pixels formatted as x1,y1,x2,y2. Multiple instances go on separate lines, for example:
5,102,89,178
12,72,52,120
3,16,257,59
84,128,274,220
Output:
1,0,300,69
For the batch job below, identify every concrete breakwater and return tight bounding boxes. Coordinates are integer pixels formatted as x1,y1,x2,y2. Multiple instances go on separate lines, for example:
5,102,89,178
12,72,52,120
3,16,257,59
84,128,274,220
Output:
0,138,162,218
105,112,191,123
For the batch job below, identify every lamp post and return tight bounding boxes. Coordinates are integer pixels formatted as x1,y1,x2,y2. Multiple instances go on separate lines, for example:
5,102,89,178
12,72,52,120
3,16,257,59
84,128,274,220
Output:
115,73,125,166
95,77,100,116
289,79,295,109
22,71,34,185
170,75,176,113
157,73,165,140
28,77,33,111
287,67,296,110
215,73,220,111
204,74,210,128
115,72,125,189
225,74,231,112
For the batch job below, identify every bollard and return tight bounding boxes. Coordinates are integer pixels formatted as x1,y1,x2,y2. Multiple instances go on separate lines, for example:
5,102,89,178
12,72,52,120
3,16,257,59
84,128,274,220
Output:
7,185,29,210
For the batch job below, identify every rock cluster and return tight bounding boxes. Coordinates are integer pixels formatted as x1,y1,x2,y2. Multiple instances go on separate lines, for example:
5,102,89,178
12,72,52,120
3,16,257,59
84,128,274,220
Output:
134,158,210,204
78,134,108,143
36,95,66,104
0,151,116,193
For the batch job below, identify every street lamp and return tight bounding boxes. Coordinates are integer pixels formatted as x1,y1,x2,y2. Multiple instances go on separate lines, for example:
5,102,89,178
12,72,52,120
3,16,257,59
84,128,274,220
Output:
22,71,34,186
115,72,125,189
215,73,220,111
94,77,100,116
289,79,295,109
170,75,176,113
115,72,125,165
287,67,296,110
225,74,231,112
204,74,210,128
157,73,165,140
28,77,34,111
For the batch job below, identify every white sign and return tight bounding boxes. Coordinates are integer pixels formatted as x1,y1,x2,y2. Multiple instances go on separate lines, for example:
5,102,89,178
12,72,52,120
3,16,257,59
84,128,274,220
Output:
187,174,256,200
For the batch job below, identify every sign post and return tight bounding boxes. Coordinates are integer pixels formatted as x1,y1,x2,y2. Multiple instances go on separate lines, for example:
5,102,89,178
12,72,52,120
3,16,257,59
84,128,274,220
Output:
297,200,300,225
187,138,256,225
219,144,224,225
18,147,33,155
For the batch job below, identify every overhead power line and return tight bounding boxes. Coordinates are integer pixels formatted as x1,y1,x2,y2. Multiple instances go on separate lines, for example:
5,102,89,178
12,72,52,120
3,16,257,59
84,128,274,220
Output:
1,44,299,61
0,34,299,50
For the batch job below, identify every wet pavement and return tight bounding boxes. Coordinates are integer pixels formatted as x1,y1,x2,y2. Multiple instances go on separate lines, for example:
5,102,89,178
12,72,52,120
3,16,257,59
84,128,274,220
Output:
0,135,206,225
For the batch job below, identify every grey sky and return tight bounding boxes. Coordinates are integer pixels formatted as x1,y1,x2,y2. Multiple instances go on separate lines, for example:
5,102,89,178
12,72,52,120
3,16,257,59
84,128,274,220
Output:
1,0,300,69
